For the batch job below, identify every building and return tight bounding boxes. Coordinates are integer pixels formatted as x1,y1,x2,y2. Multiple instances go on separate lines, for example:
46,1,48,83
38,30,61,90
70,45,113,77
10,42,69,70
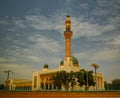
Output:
32,15,105,91
4,79,32,91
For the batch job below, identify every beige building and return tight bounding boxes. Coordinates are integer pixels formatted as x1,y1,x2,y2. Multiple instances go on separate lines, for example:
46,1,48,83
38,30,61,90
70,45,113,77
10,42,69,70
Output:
32,16,104,91
4,79,32,91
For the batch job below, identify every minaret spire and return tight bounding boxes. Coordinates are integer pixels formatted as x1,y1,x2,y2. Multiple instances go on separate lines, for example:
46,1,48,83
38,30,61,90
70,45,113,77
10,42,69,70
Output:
65,15,71,31
64,15,73,58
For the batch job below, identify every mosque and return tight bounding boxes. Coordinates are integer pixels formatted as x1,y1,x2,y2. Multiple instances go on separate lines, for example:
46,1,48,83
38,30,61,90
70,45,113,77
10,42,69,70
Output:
32,16,105,91
4,16,104,91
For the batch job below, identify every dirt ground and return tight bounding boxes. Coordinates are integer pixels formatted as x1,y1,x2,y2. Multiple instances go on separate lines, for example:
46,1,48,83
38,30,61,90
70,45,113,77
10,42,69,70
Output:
0,91,120,98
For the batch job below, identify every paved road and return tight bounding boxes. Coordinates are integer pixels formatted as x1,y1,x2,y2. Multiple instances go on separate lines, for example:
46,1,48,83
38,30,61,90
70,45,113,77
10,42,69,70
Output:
0,91,120,98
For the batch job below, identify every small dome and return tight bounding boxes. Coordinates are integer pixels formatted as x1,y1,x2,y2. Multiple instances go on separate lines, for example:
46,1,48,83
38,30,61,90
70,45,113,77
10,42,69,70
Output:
71,56,79,65
60,61,64,65
60,56,79,65
44,64,49,68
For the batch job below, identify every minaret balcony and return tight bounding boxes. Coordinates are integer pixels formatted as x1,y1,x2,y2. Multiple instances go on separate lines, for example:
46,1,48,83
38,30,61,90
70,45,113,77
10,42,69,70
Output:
64,31,73,38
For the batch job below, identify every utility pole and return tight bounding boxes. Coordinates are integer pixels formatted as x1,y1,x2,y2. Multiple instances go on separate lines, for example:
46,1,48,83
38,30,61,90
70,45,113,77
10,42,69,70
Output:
4,70,13,90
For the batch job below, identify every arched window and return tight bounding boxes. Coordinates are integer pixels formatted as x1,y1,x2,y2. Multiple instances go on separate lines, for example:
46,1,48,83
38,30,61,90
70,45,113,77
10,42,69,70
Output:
34,76,37,88
46,84,48,90
41,82,44,89
49,84,52,90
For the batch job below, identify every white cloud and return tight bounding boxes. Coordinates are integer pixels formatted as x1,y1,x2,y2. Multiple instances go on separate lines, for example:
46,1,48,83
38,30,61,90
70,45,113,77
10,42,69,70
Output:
0,57,16,63
0,57,8,63
91,49,120,61
80,3,89,9
0,19,9,25
109,16,120,27
86,31,120,49
24,12,116,39
74,52,90,61
107,35,120,46
13,20,26,28
25,15,51,30
93,0,120,16
74,47,120,63
65,0,73,3
3,9,118,71
7,18,26,32
89,33,120,48
72,18,115,38
13,33,64,68
8,28,16,32
28,34,63,54
92,8,109,16
28,56,40,62
25,14,64,33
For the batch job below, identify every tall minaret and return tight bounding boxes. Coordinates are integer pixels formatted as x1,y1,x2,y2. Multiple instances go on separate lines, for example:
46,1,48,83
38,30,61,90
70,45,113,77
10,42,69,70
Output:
63,15,73,67
64,15,73,58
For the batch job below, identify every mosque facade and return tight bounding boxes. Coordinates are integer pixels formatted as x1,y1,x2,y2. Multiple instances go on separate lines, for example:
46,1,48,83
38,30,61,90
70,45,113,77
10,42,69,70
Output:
32,16,105,91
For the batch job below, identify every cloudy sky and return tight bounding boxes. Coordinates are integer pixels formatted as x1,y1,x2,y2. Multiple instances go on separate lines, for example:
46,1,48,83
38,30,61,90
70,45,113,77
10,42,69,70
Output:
0,0,120,83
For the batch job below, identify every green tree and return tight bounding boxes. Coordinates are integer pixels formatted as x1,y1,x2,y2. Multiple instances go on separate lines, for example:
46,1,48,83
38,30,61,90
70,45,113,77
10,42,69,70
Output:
107,83,113,90
105,78,120,90
75,69,85,87
112,78,120,90
52,71,62,90
0,84,4,90
75,69,95,90
53,71,76,91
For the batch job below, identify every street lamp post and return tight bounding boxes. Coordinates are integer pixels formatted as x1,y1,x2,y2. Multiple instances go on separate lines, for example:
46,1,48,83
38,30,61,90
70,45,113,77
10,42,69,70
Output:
4,70,13,90
86,70,88,91
91,63,100,90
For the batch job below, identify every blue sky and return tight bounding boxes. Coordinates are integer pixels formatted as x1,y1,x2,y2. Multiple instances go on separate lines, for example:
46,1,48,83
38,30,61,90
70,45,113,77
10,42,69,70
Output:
0,0,120,83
